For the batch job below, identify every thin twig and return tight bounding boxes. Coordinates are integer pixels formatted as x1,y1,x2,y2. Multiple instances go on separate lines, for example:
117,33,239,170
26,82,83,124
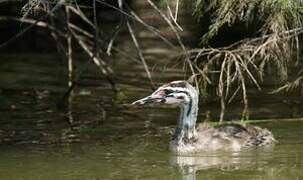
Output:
65,6,73,88
147,0,186,51
126,20,155,89
0,0,65,49
70,29,116,89
166,1,183,31
96,0,176,49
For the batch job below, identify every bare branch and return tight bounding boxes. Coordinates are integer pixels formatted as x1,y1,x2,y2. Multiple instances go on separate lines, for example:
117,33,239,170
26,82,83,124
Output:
126,20,155,89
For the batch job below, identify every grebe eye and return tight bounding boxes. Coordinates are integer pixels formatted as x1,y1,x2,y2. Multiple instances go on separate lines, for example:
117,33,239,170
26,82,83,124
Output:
164,89,173,95
176,96,184,99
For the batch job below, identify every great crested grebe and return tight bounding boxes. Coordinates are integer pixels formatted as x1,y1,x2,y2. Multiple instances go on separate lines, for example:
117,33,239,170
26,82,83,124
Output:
132,80,276,154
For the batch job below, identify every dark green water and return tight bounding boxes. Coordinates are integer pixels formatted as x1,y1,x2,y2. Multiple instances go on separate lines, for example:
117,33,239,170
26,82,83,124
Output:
0,54,303,179
0,121,303,180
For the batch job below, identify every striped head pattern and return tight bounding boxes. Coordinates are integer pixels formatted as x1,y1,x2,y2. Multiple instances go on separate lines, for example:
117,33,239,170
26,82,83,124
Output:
132,80,198,108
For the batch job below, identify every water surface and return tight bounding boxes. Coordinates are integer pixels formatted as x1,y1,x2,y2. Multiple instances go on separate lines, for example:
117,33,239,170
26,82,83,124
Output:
0,121,303,180
0,54,303,179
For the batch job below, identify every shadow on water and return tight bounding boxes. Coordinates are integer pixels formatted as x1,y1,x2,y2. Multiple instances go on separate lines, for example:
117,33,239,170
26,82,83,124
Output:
0,54,303,179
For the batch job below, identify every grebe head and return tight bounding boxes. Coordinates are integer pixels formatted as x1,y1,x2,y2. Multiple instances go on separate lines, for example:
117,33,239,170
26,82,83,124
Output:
132,80,198,107
133,80,200,146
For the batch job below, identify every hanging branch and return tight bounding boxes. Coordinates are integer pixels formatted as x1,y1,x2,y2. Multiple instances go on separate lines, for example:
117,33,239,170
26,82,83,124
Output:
186,27,303,121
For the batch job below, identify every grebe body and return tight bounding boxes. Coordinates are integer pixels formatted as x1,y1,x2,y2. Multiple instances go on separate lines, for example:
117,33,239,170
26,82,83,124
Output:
132,81,276,154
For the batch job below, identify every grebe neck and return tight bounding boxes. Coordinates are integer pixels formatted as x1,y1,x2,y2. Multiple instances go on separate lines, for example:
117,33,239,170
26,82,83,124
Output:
173,89,199,144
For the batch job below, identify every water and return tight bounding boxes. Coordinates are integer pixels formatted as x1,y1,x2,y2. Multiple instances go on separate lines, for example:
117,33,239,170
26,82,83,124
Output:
0,121,303,180
0,54,303,179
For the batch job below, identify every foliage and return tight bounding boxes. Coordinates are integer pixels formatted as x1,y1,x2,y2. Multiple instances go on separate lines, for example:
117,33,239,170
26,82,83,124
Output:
192,0,303,44
188,0,303,121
